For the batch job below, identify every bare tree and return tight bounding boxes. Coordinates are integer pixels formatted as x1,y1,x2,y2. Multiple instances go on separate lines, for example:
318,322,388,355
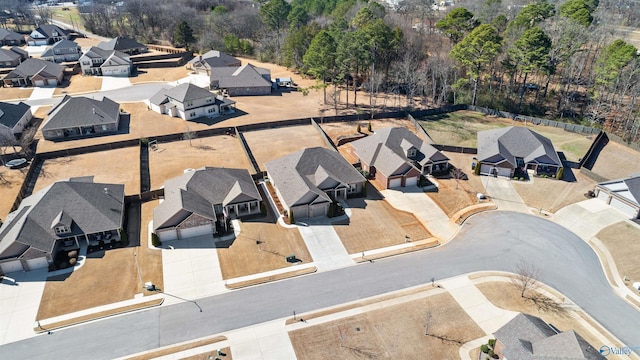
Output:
510,261,568,316
424,310,464,344
183,127,197,146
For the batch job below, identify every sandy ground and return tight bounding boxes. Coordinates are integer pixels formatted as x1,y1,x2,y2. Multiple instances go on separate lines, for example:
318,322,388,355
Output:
242,125,328,169
53,73,103,95
148,136,250,189
74,37,101,49
138,200,164,291
34,147,140,195
289,292,484,360
0,167,27,221
0,87,33,101
590,140,640,180
596,222,640,290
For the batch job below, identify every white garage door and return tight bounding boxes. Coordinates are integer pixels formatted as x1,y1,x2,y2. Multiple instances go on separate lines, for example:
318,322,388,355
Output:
405,176,418,187
34,80,45,87
609,197,637,218
498,167,512,178
389,178,402,188
47,79,58,86
157,229,178,242
597,190,609,202
0,260,24,274
179,223,213,239
310,205,326,218
25,257,49,271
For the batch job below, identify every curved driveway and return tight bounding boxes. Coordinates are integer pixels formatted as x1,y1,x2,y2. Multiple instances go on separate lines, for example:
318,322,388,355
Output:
2,212,639,359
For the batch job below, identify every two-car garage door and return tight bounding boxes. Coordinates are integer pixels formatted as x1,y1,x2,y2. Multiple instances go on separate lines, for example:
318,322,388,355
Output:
609,197,638,218
157,224,213,242
389,177,419,188
0,260,24,274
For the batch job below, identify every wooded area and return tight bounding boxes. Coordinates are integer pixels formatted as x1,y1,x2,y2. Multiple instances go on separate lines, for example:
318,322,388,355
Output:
2,0,640,143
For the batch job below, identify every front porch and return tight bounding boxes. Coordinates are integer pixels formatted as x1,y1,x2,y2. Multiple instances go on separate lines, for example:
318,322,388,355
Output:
224,200,261,219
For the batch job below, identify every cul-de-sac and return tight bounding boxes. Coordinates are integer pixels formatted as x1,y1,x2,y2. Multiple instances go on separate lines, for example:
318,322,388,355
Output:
1,0,640,359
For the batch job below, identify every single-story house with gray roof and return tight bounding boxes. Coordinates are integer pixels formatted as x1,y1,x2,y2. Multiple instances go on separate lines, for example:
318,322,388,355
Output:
0,101,32,140
2,58,64,87
0,28,26,46
0,177,125,275
350,127,449,189
146,83,236,121
153,167,262,241
188,50,241,75
594,174,640,219
477,126,563,179
494,313,604,359
41,95,121,140
0,47,28,68
40,39,82,63
265,147,366,220
209,63,272,96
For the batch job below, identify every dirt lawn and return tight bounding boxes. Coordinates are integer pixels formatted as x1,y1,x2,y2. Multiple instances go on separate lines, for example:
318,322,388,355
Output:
74,37,101,49
476,281,613,352
334,194,431,254
148,135,250,189
53,74,103,95
139,200,164,292
0,87,33,101
289,292,484,360
590,141,640,180
512,170,596,213
130,66,190,84
242,125,328,169
320,117,423,144
34,147,140,195
596,222,640,290
0,167,27,220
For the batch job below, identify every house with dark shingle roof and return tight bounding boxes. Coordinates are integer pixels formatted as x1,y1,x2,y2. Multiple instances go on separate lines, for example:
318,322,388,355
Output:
350,127,449,189
0,177,125,275
0,28,25,46
146,83,236,121
79,46,132,77
209,63,272,96
594,174,640,219
2,58,64,87
0,47,28,68
265,147,366,219
41,95,122,140
188,50,241,75
494,313,604,360
97,36,147,55
153,167,262,241
477,126,563,179
40,39,82,63
27,24,70,46
0,101,32,140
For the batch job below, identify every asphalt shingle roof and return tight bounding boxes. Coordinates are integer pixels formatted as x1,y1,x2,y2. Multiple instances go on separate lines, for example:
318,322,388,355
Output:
0,28,24,43
0,101,30,129
598,174,640,205
40,39,80,58
148,83,235,107
188,50,240,69
477,126,562,167
3,58,63,80
97,36,146,52
32,24,70,39
0,48,21,63
80,46,130,65
210,63,272,89
41,95,120,130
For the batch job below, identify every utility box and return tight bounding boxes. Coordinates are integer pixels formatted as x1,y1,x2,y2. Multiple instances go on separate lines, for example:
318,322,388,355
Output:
286,254,297,263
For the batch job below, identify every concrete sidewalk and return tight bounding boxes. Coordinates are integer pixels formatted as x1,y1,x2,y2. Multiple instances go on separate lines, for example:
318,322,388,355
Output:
483,176,529,213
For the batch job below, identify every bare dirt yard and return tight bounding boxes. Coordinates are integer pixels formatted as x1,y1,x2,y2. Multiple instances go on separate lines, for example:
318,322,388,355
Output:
242,125,328,169
33,147,140,195
590,141,640,180
130,66,190,84
74,37,101,49
476,281,615,352
0,87,33,101
334,194,431,254
148,135,251,189
512,170,596,213
320,117,423,145
139,200,164,292
53,74,103,95
289,292,484,360
596,222,640,291
0,167,27,220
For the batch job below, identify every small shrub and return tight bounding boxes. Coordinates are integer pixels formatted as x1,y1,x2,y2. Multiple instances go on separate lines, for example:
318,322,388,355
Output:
488,338,496,347
513,177,518,180
519,177,524,181
260,202,267,216
367,122,372,132
119,228,129,246
69,258,77,266
67,250,78,258
481,344,489,353
289,209,294,224
151,233,162,247
357,123,362,133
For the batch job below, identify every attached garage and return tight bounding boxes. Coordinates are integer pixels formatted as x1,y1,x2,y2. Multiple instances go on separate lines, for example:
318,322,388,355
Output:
157,229,178,242
597,190,609,202
389,178,403,188
46,79,58,86
595,175,640,219
405,176,418,187
178,223,213,239
310,204,326,218
480,164,493,175
0,260,24,274
609,198,637,218
34,80,45,87
25,257,49,271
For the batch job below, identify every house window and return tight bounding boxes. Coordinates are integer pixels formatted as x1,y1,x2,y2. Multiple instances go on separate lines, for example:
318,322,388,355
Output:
407,149,417,158
208,108,216,113
348,184,358,193
205,97,212,103
189,112,196,117
55,226,70,234
186,101,193,107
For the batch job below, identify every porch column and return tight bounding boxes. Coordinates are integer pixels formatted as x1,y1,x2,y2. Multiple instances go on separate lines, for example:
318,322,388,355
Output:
235,204,239,214
74,236,79,248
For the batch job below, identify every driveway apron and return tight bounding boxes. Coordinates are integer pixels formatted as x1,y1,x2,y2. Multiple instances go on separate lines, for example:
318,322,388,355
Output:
297,219,353,272
553,199,628,240
482,176,529,213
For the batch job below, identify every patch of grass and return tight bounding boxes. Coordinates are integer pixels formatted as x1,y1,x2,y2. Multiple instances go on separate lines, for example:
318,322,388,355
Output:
596,222,640,289
125,336,228,360
511,171,596,213
226,266,316,289
180,347,233,360
50,7,84,31
53,74,102,95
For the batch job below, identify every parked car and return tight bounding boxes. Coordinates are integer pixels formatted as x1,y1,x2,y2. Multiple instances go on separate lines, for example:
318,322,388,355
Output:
5,158,27,169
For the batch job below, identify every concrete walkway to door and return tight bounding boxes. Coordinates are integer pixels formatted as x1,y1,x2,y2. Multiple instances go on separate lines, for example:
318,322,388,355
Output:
482,176,529,213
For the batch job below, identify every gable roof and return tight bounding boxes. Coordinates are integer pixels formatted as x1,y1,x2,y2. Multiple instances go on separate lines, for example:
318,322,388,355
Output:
97,36,146,52
188,50,240,69
0,101,31,130
477,126,562,167
3,58,63,80
0,28,24,42
597,174,640,206
148,83,236,107
154,167,262,230
32,24,70,39
0,177,125,260
41,95,120,131
211,63,272,89
40,39,80,58
494,313,604,360
80,46,131,65
0,48,22,63
351,127,449,177
265,147,365,208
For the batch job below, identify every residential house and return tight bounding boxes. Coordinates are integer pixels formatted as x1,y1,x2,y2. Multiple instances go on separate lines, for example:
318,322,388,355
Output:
0,101,32,140
147,83,236,121
594,174,640,219
0,28,25,46
265,147,366,219
41,95,121,140
0,177,125,275
494,313,604,359
0,47,28,68
2,58,64,87
350,127,449,189
477,126,563,179
188,50,241,75
40,39,82,63
154,167,262,241
97,36,147,55
27,24,70,46
209,63,272,96
79,46,132,77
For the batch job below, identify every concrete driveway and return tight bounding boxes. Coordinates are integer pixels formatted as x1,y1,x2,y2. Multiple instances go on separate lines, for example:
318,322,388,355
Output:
381,186,457,241
100,76,132,92
0,269,47,345
553,198,629,240
482,176,529,213
297,218,353,271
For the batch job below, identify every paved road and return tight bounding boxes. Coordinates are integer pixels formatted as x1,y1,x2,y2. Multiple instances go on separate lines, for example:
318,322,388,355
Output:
2,212,639,359
20,83,168,107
